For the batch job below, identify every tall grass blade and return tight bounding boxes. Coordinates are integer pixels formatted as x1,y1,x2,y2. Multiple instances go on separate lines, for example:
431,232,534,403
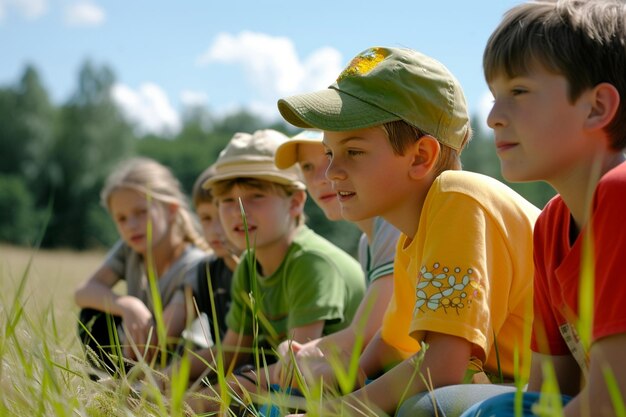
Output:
603,365,626,417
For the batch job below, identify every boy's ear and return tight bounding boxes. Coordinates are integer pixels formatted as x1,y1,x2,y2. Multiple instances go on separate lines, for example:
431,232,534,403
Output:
584,82,620,132
289,190,307,217
407,135,440,180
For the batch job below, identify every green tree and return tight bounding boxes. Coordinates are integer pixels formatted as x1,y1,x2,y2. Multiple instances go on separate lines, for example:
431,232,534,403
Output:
0,176,41,245
0,66,56,245
42,60,135,248
0,66,55,183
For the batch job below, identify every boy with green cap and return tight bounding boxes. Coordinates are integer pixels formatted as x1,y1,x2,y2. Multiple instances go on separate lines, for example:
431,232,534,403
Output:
270,130,399,386
277,46,539,416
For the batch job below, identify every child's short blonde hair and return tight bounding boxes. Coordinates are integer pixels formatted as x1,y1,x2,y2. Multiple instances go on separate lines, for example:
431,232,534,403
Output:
483,0,626,151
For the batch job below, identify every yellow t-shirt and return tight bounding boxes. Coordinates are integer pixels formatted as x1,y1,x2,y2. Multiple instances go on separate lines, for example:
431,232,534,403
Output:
380,171,539,378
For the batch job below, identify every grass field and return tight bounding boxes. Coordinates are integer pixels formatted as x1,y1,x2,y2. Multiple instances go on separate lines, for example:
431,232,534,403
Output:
1,244,617,417
1,244,104,330
0,244,163,417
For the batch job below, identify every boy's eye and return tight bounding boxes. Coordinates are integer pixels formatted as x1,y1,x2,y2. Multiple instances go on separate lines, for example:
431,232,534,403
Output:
347,149,364,156
300,162,314,172
511,88,527,96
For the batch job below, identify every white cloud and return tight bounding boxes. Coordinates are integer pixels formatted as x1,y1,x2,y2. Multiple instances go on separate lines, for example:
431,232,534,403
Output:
111,83,181,136
64,0,105,27
0,0,47,20
180,90,209,108
197,31,342,100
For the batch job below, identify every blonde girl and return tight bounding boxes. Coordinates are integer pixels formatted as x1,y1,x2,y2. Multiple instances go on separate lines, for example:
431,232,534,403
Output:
74,157,208,372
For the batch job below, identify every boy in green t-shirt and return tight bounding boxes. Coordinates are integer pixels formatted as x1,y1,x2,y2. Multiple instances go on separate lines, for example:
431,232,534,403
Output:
180,129,365,412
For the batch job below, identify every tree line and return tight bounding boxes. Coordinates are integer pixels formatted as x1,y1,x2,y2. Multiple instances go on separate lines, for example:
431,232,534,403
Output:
0,61,555,254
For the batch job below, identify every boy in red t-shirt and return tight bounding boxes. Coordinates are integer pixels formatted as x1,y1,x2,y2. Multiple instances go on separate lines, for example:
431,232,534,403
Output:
462,1,626,416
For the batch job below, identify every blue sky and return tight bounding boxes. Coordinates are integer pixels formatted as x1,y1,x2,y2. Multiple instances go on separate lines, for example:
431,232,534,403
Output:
1,0,522,135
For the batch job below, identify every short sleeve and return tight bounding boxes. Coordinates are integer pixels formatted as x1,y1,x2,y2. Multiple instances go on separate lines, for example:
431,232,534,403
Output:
367,218,399,283
409,192,501,360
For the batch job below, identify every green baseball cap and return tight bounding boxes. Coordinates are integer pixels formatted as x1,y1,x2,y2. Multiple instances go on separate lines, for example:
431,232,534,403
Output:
277,46,470,151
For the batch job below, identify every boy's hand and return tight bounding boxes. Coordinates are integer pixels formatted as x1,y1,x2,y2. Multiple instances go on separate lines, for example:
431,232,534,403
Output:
273,340,306,383
274,340,341,389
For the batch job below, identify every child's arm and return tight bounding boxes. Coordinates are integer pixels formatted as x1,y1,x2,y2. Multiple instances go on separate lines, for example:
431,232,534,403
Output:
289,320,325,344
527,351,581,395
75,264,124,311
327,331,472,415
161,290,189,345
358,329,407,380
563,333,626,417
75,264,153,352
271,261,392,388
317,275,394,354
275,274,394,382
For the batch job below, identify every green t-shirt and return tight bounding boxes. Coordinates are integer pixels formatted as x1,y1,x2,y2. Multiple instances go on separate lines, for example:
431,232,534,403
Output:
225,225,365,345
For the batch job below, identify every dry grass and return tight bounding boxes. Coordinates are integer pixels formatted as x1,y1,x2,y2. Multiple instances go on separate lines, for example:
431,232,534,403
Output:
0,244,105,346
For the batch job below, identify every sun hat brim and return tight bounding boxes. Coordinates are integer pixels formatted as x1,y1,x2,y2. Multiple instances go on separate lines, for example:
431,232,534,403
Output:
275,133,325,169
202,160,306,190
278,87,402,132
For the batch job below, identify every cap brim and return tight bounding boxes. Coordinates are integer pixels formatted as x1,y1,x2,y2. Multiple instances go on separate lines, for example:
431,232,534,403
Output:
278,87,401,131
275,137,324,169
202,164,306,190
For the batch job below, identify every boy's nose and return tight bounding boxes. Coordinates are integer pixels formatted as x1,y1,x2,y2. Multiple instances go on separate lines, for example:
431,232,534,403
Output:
325,159,346,181
486,100,507,129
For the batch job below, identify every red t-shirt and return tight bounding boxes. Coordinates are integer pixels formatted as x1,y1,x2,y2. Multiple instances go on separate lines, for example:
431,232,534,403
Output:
532,162,626,364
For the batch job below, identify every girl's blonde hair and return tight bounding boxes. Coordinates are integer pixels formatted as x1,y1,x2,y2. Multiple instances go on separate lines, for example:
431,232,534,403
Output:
101,157,209,251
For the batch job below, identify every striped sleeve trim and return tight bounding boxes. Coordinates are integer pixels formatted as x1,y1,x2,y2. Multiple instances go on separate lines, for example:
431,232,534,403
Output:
368,262,394,283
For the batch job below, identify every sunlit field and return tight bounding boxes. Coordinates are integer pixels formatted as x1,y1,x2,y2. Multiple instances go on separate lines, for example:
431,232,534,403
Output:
1,244,103,324
0,244,151,417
